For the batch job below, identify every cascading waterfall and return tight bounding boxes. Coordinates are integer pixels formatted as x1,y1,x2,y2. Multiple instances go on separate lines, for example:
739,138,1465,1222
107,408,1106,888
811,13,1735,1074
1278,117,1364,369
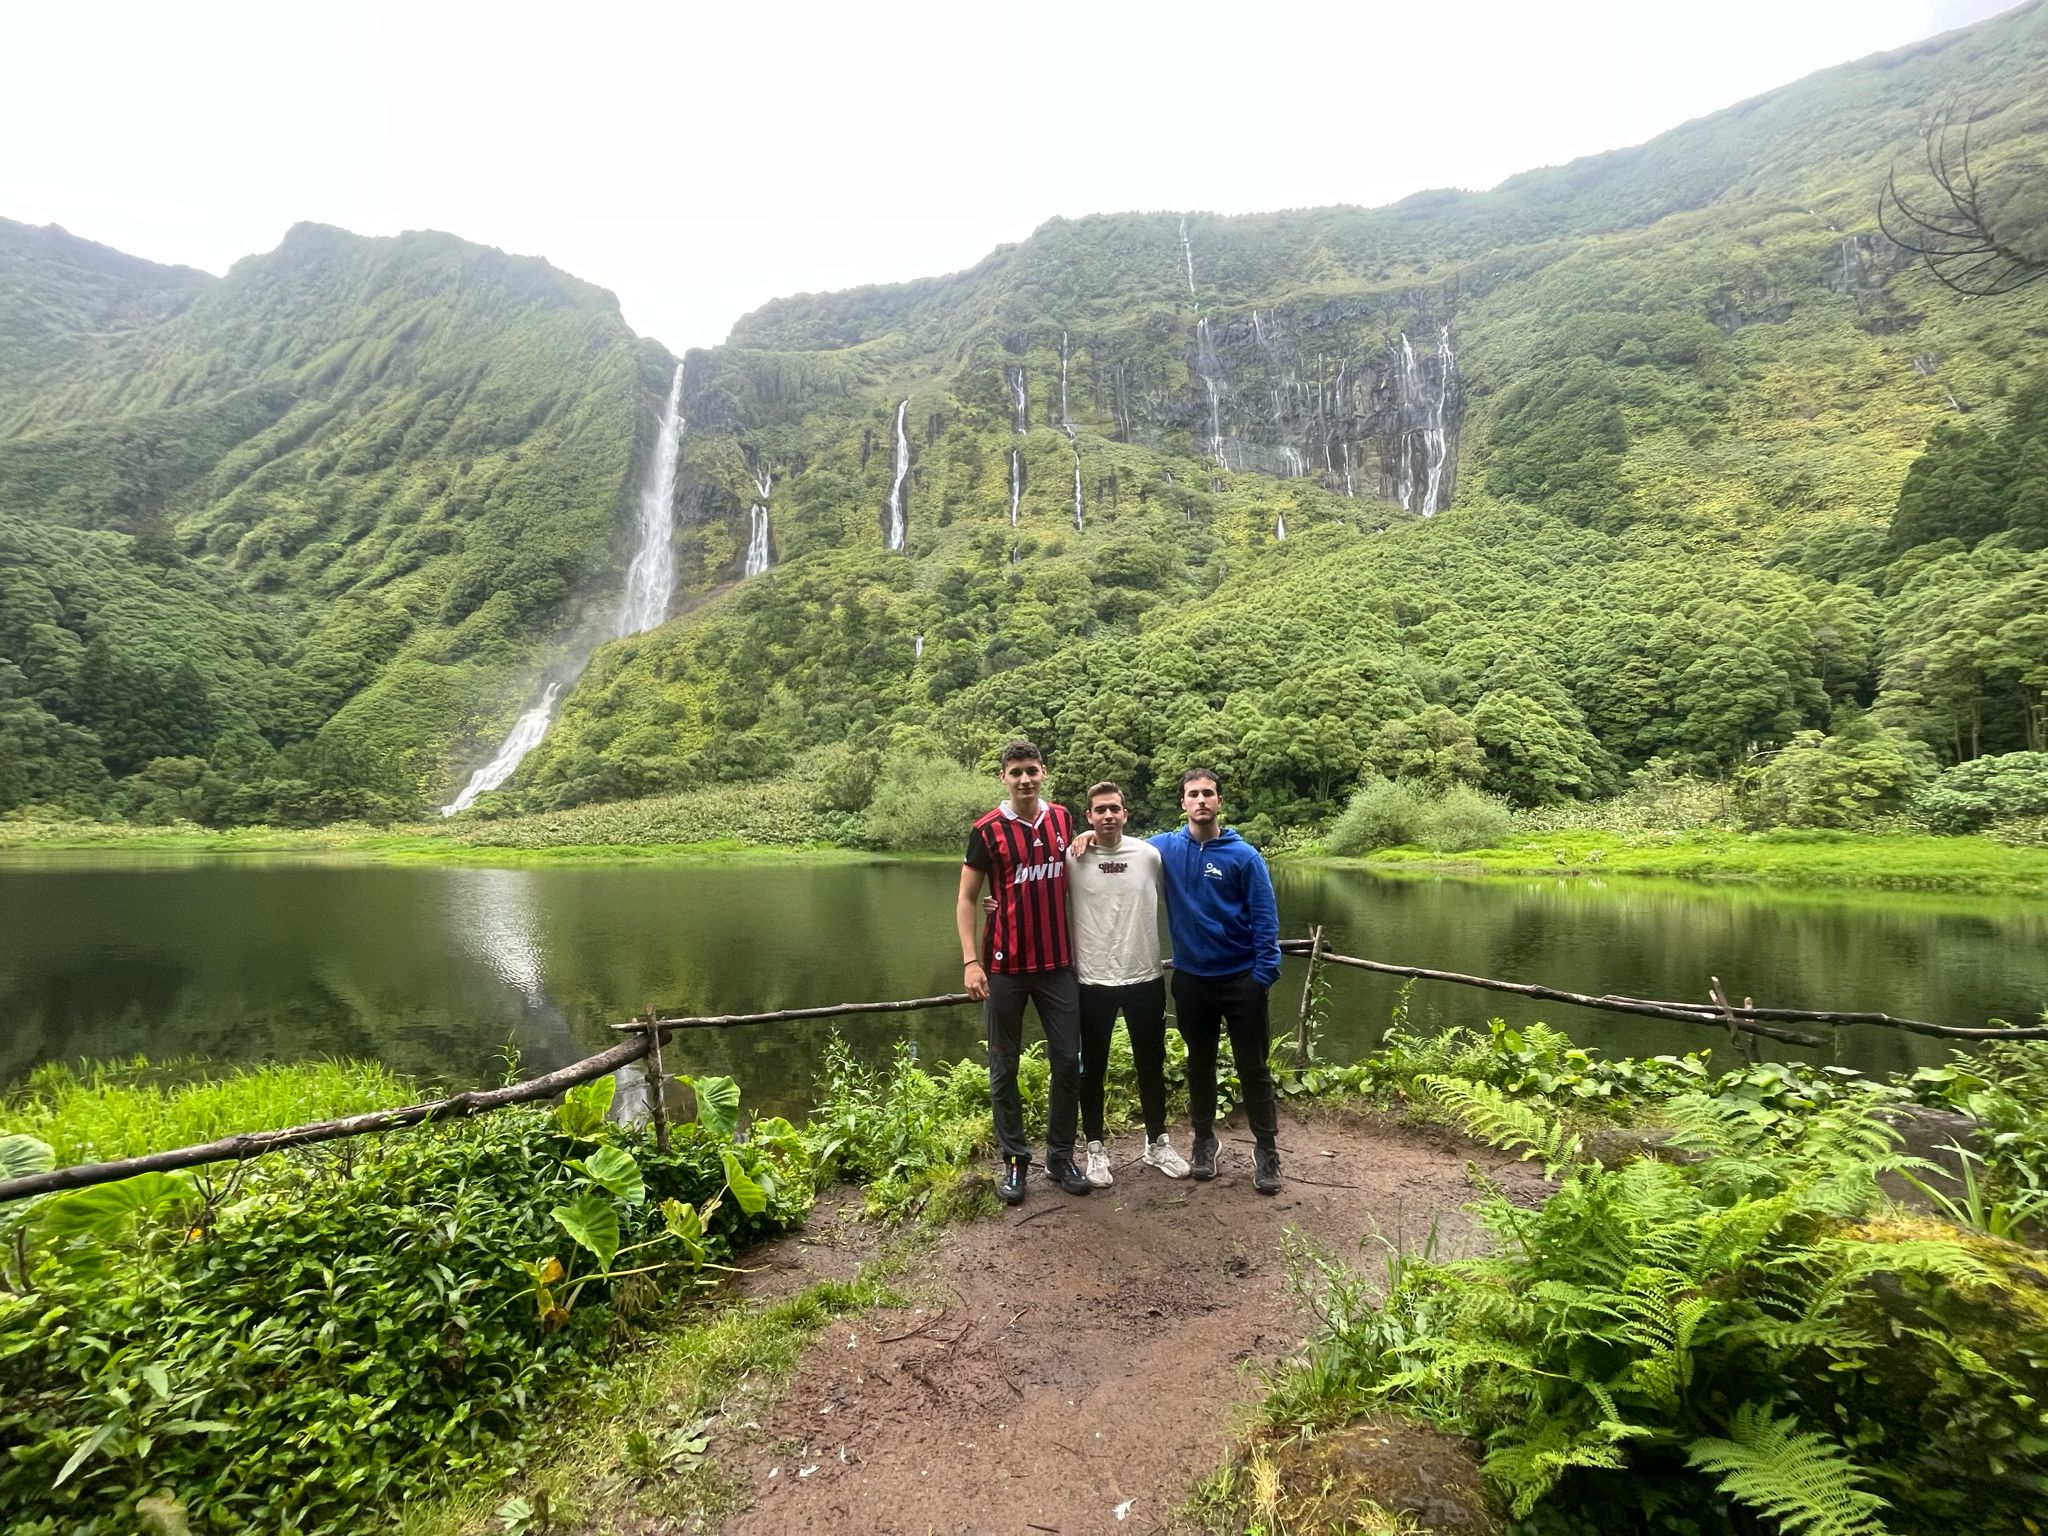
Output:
1197,317,1226,467
1071,438,1084,531
743,464,773,578
444,362,685,817
1059,331,1071,431
1006,365,1028,433
884,399,910,550
618,365,686,637
914,634,924,660
1341,440,1357,499
442,683,563,816
1179,216,1196,295
1275,511,1287,541
1009,448,1022,527
1397,335,1420,512
1278,445,1305,478
1420,326,1455,515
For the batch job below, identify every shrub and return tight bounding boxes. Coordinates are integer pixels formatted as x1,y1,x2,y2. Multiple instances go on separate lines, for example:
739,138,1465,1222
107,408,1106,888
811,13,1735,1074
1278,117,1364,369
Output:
862,751,995,852
803,743,880,814
0,1069,809,1534
1914,752,2048,835
1418,783,1513,853
1327,777,1429,854
1739,727,1935,829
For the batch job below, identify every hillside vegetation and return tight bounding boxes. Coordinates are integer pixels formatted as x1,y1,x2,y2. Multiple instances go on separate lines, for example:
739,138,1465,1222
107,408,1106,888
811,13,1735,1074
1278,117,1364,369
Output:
3,4,2046,833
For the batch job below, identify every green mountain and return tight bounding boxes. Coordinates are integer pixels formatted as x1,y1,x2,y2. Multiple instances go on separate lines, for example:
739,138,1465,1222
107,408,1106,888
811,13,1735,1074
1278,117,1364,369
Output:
0,219,673,819
3,4,2045,829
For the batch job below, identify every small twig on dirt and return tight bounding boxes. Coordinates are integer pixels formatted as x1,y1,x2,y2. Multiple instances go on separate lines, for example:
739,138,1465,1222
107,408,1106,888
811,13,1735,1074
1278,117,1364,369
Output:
1028,1524,1060,1533
1009,1304,1033,1326
1279,1173,1360,1190
875,1309,948,1344
1014,1206,1069,1226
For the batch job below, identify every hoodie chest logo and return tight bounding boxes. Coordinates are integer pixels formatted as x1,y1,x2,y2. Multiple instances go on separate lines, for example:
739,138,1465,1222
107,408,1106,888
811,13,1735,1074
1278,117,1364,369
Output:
1203,861,1224,880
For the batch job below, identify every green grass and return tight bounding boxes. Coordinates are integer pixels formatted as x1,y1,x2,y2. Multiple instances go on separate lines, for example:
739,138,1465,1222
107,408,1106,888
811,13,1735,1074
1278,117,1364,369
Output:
4,1056,414,1164
1343,827,2048,897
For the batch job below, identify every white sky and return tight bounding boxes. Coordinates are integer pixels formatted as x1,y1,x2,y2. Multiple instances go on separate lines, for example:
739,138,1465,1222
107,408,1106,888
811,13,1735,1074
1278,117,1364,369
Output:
1,0,2019,354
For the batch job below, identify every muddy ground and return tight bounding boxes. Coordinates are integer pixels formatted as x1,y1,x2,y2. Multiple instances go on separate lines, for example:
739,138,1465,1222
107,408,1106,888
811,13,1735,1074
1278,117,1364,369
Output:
711,1106,1544,1536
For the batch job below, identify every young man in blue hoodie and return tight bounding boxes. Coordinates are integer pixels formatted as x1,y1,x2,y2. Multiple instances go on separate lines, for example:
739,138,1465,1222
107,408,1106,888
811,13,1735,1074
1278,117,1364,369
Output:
1149,767,1283,1193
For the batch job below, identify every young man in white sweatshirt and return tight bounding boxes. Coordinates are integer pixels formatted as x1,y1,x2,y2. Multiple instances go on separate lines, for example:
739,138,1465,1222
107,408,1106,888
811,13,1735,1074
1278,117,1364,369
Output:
1065,781,1191,1184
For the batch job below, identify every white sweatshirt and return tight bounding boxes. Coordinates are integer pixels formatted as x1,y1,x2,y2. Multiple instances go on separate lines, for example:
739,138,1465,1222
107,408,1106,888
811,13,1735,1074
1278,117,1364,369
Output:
1067,836,1167,986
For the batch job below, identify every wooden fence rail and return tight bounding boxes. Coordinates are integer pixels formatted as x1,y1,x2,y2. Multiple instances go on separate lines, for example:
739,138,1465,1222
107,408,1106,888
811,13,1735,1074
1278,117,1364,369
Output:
4,940,2038,1204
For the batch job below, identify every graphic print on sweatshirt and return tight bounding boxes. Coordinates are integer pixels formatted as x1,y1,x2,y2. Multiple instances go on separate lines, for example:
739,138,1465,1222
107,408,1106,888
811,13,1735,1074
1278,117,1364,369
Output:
964,802,1074,974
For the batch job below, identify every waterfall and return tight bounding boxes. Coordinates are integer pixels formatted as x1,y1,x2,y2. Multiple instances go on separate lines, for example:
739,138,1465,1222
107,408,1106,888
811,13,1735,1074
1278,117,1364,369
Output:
1251,309,1265,347
1275,511,1287,541
1009,448,1022,527
1006,364,1028,433
1070,439,1084,531
1420,326,1455,516
1397,335,1419,512
1279,445,1304,479
444,362,684,816
1059,331,1072,431
914,634,924,660
442,682,563,816
744,464,773,578
618,364,686,638
1179,216,1196,295
884,399,910,550
1341,440,1356,499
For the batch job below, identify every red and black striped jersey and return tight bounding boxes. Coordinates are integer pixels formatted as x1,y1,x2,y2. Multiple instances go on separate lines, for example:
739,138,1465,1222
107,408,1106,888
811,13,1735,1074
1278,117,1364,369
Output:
964,801,1075,975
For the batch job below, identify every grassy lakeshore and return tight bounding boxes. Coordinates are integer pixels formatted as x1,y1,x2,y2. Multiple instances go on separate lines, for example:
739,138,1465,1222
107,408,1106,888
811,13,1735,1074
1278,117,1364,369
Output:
1343,827,2048,897
8,793,2048,896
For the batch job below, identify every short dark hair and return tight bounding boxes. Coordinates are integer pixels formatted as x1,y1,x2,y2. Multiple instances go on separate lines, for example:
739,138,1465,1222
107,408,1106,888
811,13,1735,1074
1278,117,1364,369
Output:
1178,766,1222,792
999,740,1043,768
1086,781,1125,809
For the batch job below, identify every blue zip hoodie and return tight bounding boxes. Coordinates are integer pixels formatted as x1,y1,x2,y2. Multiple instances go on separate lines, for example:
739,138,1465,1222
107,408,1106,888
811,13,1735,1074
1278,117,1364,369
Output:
1148,826,1281,988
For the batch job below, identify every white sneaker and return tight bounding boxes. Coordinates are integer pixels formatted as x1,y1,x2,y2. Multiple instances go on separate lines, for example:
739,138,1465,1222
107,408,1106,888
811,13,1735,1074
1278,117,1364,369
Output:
1084,1140,1114,1187
1143,1134,1190,1179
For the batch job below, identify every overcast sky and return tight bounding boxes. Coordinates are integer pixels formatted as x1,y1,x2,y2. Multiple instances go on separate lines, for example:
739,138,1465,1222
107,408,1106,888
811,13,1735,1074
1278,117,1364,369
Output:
2,0,2019,354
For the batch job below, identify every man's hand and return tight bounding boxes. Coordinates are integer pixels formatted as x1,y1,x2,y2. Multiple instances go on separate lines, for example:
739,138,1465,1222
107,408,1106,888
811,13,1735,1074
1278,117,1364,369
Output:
1068,829,1097,858
964,960,990,1001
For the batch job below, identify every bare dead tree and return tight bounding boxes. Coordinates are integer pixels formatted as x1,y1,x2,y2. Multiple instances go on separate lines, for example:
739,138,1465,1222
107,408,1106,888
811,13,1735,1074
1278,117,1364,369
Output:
1879,103,2047,297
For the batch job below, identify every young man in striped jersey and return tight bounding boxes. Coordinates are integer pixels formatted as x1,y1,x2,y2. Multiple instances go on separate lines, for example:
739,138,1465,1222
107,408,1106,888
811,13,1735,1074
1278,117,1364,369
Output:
955,740,1091,1204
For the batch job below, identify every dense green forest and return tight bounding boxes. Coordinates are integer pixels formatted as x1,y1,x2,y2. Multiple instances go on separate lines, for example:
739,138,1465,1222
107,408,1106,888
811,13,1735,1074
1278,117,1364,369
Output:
3,3,2046,832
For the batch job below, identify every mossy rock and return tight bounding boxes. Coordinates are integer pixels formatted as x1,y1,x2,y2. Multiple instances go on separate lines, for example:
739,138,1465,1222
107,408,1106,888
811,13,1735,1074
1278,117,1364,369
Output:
1244,1413,1499,1536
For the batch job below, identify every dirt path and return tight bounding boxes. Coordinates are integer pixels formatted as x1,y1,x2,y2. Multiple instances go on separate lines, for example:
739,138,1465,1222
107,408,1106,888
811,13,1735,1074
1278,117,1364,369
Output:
714,1107,1544,1536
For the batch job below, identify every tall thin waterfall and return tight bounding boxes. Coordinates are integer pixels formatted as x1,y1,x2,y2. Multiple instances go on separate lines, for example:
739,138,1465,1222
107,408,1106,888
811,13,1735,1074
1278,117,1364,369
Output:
1179,216,1196,295
1420,326,1455,516
1006,365,1028,433
1275,511,1287,541
744,464,773,577
443,363,684,817
1397,335,1420,512
1009,449,1022,527
884,399,910,551
1059,331,1071,431
442,683,563,816
618,364,686,637
1196,317,1226,468
1070,439,1084,531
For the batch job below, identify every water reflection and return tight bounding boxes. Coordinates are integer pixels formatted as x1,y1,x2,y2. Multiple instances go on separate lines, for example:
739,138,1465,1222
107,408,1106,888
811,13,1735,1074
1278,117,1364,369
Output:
1,858,2043,1115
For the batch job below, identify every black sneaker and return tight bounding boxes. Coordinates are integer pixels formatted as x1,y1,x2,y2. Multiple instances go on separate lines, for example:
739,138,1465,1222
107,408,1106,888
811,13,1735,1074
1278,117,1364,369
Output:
1046,1156,1093,1196
1253,1145,1281,1195
1190,1131,1218,1182
998,1157,1028,1205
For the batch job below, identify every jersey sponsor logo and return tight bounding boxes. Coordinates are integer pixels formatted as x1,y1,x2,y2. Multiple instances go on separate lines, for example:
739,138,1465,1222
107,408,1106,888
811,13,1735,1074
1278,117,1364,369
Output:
1009,861,1065,885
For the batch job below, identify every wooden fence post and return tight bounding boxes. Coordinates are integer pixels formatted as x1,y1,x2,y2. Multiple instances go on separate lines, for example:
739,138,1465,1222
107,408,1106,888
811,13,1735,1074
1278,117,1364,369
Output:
1295,925,1326,1070
643,1004,671,1155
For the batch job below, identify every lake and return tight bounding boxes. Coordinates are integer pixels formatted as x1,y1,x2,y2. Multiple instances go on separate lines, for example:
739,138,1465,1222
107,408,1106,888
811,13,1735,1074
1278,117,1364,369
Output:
2,855,2044,1118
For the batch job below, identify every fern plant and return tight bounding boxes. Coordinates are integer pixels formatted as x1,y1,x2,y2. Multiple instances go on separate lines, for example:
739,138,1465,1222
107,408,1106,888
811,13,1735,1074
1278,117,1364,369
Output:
1301,1080,2047,1534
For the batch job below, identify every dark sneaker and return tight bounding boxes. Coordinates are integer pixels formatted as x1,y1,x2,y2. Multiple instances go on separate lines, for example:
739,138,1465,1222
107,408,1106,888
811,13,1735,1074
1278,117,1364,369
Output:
1253,1145,1282,1195
1190,1131,1219,1182
1046,1156,1093,1196
998,1157,1028,1205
